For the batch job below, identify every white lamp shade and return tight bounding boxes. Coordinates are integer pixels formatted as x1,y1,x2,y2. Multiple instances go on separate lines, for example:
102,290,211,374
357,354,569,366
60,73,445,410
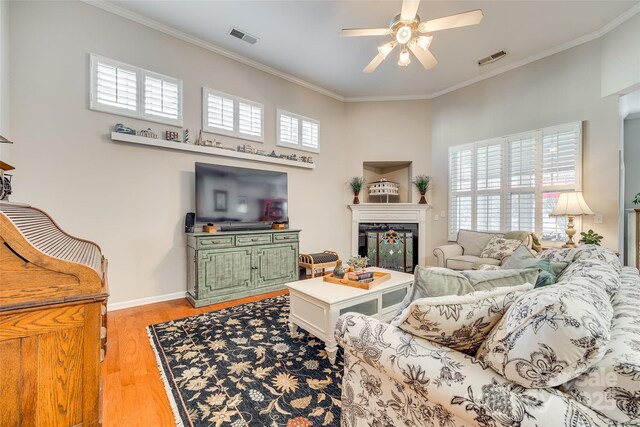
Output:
550,192,594,216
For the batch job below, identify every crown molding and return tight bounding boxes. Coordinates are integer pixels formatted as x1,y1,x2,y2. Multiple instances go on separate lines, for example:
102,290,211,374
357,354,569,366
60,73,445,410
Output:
84,0,640,103
81,0,345,102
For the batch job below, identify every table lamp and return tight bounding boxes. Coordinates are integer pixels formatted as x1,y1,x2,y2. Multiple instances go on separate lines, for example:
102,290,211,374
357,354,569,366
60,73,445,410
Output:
550,192,594,248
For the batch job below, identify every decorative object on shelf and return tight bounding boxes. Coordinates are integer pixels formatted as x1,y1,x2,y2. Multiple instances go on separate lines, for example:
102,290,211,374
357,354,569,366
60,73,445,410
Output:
196,130,203,146
138,128,158,139
114,124,136,135
413,174,431,204
203,223,217,233
183,129,190,144
0,134,14,144
165,130,180,142
0,161,14,201
110,132,315,170
579,229,603,246
346,255,369,273
333,260,345,279
349,176,365,204
369,178,400,203
550,191,594,248
633,192,640,206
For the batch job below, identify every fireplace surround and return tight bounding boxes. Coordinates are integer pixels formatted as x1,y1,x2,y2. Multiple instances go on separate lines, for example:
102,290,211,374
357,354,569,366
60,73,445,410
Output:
349,204,430,267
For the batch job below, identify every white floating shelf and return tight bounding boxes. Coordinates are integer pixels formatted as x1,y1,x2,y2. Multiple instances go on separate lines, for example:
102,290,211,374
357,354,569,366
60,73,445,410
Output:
110,132,316,169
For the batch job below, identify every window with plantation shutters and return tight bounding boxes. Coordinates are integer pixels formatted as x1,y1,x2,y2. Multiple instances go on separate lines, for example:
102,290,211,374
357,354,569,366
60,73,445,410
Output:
202,88,264,142
277,110,320,153
447,122,582,242
144,74,181,125
90,54,183,126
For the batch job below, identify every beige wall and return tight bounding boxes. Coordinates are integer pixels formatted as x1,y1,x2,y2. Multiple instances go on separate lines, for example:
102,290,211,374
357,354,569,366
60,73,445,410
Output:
430,39,621,257
624,117,640,209
8,2,434,307
601,13,640,97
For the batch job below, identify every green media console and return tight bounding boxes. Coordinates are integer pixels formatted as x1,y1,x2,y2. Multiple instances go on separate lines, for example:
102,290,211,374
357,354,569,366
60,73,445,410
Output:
186,229,300,307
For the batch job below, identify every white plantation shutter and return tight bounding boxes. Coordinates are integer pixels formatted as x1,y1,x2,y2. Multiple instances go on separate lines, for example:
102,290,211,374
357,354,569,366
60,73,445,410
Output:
144,74,181,124
238,101,263,138
279,115,299,144
449,146,473,239
92,57,137,112
476,141,502,232
301,120,319,150
448,122,582,241
90,54,183,126
205,91,234,132
542,123,580,188
277,109,320,153
202,88,263,142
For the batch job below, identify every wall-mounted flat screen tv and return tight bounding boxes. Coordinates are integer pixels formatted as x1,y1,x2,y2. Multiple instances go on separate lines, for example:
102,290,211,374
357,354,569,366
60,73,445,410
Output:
195,162,288,227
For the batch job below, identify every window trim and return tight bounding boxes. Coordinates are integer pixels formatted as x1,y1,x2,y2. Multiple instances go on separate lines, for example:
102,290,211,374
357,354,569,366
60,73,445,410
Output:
89,54,183,127
201,87,264,143
276,109,320,154
448,122,582,242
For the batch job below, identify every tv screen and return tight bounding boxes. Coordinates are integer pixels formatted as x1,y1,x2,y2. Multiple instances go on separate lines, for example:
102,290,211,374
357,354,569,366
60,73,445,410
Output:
195,162,288,226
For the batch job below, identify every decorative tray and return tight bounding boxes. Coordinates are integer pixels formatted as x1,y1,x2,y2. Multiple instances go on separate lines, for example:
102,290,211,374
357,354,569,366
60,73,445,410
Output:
323,271,390,290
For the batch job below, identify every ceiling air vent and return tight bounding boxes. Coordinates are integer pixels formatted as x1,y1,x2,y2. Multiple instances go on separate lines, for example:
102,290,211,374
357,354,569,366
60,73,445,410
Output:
229,27,258,45
478,50,506,66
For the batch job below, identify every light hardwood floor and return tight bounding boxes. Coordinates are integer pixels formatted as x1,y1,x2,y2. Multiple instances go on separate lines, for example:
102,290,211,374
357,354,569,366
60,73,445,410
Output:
102,289,288,426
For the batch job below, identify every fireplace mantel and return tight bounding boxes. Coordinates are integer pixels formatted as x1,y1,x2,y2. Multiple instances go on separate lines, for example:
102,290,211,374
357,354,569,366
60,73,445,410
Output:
349,203,430,266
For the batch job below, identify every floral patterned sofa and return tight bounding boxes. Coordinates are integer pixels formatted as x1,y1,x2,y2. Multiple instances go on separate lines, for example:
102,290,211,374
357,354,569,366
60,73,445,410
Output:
335,245,640,426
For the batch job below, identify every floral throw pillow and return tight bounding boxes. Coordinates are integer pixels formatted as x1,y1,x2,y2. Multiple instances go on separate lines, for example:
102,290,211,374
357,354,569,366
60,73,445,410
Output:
480,237,523,260
476,280,613,388
391,283,533,355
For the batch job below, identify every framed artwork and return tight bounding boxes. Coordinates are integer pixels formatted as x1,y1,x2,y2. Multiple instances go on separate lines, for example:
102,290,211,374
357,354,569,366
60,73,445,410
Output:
214,190,228,212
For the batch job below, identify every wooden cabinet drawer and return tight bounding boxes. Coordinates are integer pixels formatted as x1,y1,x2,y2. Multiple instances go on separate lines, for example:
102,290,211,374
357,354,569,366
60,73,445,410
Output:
274,233,299,242
197,236,235,249
236,234,272,246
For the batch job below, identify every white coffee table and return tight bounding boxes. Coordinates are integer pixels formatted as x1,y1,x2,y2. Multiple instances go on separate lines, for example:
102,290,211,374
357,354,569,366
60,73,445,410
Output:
286,267,414,364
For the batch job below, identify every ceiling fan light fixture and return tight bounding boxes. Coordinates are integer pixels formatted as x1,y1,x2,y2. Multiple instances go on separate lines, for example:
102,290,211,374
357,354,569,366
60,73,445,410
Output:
398,48,411,66
395,25,412,44
378,41,397,59
416,35,432,51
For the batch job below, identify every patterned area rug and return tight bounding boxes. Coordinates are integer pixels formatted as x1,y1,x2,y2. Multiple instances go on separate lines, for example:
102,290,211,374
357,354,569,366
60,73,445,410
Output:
147,295,343,427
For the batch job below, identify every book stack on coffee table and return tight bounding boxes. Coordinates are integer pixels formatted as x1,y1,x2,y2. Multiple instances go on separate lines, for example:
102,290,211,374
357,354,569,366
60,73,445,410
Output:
347,271,375,283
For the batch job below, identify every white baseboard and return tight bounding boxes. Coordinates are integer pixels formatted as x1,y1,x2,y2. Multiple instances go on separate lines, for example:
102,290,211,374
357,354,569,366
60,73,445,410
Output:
107,291,187,312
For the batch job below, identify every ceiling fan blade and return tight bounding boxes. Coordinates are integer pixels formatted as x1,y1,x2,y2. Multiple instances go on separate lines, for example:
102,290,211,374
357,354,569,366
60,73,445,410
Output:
420,9,483,33
409,44,438,70
340,28,391,37
363,53,385,74
400,0,420,21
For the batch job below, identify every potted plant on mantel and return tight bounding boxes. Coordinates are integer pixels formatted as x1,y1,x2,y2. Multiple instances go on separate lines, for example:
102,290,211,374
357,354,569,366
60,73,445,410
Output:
349,176,364,204
413,175,431,204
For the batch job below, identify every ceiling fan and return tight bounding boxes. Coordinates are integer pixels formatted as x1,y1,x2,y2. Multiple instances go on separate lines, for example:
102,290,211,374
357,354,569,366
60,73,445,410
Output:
340,0,483,73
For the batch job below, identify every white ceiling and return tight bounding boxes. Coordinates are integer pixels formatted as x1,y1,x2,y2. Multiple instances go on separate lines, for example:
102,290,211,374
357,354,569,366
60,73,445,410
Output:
101,0,639,100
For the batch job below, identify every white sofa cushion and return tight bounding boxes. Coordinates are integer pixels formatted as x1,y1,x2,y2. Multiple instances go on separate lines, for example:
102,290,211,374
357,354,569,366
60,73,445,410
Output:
456,229,502,256
477,279,613,388
446,255,478,270
392,283,533,355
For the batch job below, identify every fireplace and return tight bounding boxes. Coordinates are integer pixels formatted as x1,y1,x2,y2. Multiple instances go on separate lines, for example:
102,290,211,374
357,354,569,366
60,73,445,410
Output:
349,204,430,268
358,223,418,272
